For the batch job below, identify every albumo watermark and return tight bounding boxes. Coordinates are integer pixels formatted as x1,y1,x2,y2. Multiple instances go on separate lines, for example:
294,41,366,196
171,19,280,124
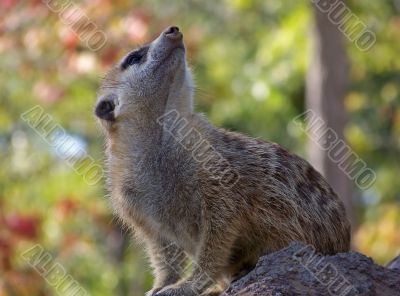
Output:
42,0,107,51
157,109,240,189
21,244,89,296
293,109,376,190
312,0,376,52
21,105,103,186
293,244,357,296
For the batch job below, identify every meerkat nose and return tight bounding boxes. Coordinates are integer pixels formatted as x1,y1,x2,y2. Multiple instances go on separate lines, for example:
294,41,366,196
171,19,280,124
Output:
164,26,183,41
164,26,179,34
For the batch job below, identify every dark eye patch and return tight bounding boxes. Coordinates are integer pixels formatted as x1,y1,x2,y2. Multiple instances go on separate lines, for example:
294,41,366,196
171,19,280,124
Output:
121,46,149,70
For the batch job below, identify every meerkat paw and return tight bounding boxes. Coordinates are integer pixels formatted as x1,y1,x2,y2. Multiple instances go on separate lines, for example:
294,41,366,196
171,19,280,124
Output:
200,292,222,296
145,287,163,296
200,287,224,296
155,283,197,296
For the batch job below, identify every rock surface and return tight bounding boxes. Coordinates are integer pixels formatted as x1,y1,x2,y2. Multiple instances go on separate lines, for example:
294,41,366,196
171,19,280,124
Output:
222,242,400,296
387,256,400,272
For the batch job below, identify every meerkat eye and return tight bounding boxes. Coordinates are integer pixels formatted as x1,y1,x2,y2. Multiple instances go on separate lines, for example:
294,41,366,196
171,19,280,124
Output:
121,47,148,70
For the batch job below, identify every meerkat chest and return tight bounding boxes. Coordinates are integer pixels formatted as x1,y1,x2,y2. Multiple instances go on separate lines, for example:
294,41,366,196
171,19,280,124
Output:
107,143,202,248
113,182,200,252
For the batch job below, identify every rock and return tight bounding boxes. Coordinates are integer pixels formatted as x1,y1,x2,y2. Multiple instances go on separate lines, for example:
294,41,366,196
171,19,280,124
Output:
387,256,400,271
222,242,400,296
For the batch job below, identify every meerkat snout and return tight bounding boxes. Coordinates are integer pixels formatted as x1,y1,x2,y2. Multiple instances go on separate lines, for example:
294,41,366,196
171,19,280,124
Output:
151,25,185,59
164,26,180,35
163,26,183,42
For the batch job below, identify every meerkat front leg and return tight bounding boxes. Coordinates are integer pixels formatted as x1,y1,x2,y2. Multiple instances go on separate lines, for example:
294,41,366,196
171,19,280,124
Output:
156,222,236,296
145,235,188,296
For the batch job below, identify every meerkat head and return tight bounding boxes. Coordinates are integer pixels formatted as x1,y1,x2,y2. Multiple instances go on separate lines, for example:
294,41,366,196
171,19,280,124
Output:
95,26,193,131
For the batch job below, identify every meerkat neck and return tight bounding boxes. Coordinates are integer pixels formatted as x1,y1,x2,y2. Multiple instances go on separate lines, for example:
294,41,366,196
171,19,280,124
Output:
109,69,195,170
109,105,163,160
164,67,194,116
164,92,193,116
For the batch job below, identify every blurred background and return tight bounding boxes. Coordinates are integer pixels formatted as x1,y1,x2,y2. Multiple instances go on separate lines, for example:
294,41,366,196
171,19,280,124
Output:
0,0,399,295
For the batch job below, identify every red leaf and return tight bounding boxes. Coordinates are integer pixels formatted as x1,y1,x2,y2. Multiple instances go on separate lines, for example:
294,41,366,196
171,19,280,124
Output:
5,214,40,240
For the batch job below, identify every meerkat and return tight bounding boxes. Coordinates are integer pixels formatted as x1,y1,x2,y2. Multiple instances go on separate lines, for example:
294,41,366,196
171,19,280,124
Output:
94,26,351,296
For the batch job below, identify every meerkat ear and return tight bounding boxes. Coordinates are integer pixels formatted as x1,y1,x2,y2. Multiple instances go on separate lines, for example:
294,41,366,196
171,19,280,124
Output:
95,94,117,121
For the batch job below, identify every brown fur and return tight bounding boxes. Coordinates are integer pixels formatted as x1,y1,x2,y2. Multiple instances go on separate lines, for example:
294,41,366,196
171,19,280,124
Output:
95,27,351,296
